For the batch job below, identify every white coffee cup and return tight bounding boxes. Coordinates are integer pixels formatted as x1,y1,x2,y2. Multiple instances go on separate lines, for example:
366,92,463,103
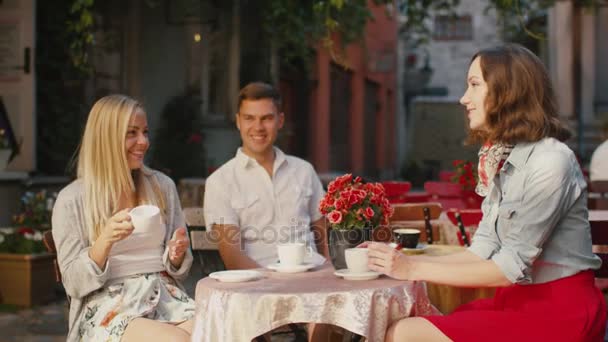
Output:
277,243,306,266
345,248,370,273
129,205,161,232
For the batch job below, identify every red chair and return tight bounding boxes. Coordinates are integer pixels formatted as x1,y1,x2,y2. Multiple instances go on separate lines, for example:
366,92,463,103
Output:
589,181,608,210
381,181,412,204
445,208,483,246
590,210,608,278
439,170,456,182
446,208,483,227
590,210,608,294
403,191,431,203
424,181,467,210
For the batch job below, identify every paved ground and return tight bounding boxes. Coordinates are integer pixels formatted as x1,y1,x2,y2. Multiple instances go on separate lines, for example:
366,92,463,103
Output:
0,255,299,341
0,297,67,342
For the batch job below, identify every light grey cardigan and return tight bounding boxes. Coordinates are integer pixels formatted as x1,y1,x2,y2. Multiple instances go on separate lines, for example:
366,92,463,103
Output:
51,171,193,342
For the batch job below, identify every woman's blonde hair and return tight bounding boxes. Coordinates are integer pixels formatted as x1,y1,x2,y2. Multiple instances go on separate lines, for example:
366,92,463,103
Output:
77,94,166,243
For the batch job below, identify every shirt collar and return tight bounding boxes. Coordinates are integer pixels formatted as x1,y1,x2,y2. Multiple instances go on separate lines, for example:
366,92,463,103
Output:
235,146,287,170
504,140,537,170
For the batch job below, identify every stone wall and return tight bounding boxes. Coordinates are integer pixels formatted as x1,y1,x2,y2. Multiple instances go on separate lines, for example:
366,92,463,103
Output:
407,97,478,175
424,0,502,98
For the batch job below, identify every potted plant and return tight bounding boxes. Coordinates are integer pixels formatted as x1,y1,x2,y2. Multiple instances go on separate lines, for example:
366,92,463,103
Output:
0,190,57,307
451,160,483,209
318,174,394,269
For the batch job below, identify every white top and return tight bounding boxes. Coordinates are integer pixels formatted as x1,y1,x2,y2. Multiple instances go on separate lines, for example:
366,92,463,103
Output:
204,147,326,266
590,140,608,181
107,220,166,280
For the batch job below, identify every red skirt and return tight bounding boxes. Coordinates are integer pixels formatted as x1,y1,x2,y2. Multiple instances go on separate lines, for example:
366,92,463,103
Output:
425,271,606,342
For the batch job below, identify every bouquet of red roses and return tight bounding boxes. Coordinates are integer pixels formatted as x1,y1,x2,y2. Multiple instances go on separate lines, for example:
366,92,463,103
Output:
451,159,477,191
318,174,394,230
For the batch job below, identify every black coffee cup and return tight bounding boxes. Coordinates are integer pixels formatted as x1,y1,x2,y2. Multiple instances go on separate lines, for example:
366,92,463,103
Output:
393,228,420,249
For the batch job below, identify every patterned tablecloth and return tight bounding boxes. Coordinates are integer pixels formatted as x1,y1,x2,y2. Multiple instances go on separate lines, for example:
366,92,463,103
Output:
191,264,439,342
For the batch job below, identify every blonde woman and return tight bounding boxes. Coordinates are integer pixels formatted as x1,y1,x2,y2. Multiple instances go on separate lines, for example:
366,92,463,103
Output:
52,95,195,342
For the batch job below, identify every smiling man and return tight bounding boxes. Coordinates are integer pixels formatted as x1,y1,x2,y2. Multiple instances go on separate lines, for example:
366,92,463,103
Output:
204,82,329,269
203,82,332,340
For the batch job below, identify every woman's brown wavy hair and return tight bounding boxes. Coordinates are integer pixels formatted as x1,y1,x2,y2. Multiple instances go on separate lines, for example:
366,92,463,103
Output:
467,44,571,144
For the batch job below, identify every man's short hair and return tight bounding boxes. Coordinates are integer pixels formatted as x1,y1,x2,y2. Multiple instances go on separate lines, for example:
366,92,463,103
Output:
237,82,282,113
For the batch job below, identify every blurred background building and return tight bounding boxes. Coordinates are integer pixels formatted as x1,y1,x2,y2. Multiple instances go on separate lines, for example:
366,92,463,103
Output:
1,0,607,224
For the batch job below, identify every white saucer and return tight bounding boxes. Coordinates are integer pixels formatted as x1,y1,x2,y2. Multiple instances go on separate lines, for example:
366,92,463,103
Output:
267,262,316,273
334,269,380,281
209,270,263,283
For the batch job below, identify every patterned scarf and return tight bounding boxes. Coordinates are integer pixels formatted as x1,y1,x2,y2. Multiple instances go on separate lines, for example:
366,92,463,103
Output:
476,142,514,197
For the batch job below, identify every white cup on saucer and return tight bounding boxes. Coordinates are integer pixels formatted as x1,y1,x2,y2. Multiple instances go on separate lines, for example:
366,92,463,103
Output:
345,248,370,273
277,243,306,266
129,205,161,232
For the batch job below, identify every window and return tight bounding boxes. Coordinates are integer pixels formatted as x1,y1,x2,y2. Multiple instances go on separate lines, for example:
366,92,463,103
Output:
433,15,473,41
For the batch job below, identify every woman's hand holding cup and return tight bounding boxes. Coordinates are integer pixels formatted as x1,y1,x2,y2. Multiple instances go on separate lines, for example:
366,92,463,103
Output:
100,208,135,245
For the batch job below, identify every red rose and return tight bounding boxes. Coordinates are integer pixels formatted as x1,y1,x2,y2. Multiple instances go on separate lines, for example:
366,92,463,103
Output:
18,227,35,235
328,181,339,194
353,189,367,201
371,184,383,196
348,194,360,207
335,174,352,188
318,200,328,214
328,210,343,224
364,207,374,219
335,199,346,211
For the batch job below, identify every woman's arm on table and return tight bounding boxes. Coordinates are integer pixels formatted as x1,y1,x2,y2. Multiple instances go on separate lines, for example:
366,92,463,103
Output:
368,242,511,287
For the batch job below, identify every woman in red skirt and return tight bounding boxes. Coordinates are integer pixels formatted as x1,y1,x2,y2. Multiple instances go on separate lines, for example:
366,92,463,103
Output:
367,43,606,342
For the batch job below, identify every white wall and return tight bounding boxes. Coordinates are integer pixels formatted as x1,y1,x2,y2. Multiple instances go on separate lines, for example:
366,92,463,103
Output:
138,4,189,134
424,0,502,98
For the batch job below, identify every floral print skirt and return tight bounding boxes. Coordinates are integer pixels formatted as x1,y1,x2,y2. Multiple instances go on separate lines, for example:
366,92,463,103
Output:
76,271,195,342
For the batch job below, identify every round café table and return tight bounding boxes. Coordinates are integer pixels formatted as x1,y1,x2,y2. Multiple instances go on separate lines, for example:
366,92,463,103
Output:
191,264,439,342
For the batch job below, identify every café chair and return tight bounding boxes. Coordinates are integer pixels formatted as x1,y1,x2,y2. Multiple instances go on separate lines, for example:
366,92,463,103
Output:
591,214,608,279
384,202,443,244
590,210,608,340
439,170,456,182
182,207,225,276
424,181,467,210
445,208,483,227
589,181,608,210
445,208,483,246
380,181,412,204
42,230,62,283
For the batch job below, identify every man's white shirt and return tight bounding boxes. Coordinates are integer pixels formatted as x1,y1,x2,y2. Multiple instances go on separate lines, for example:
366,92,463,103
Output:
590,140,608,181
204,147,326,266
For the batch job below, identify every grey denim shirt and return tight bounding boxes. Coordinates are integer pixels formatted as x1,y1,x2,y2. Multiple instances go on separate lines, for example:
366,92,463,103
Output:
468,137,601,284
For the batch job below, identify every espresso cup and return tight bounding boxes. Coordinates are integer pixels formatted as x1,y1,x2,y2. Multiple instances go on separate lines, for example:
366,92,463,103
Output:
277,243,306,266
344,247,370,273
393,228,420,249
129,205,161,232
